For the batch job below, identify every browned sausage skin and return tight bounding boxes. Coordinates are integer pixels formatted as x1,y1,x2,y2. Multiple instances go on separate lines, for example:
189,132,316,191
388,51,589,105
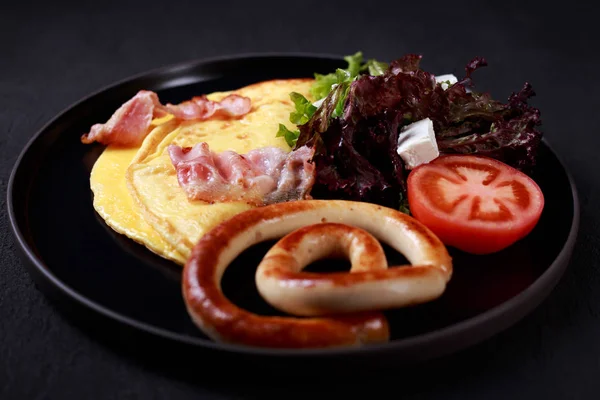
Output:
182,200,452,349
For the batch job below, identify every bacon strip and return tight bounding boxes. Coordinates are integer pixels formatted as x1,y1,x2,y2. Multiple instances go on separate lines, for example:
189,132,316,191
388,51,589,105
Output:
162,95,251,121
80,90,252,146
168,143,315,206
81,90,159,147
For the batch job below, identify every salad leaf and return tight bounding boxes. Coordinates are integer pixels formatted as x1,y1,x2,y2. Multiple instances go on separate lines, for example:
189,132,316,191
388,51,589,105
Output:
310,73,338,100
276,123,300,147
296,83,348,149
343,51,364,77
309,51,388,102
399,191,411,215
438,82,542,171
365,59,388,76
295,53,543,210
285,52,389,146
276,92,319,147
289,92,317,125
332,81,351,118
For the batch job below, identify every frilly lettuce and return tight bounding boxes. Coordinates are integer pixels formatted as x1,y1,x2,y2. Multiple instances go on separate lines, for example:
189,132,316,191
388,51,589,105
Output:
290,53,543,210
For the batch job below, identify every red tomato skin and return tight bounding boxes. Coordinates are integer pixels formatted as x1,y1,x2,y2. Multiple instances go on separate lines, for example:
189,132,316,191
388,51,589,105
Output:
407,155,544,255
408,199,541,254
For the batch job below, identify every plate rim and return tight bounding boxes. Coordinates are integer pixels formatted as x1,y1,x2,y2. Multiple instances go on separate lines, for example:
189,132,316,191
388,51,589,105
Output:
7,52,581,359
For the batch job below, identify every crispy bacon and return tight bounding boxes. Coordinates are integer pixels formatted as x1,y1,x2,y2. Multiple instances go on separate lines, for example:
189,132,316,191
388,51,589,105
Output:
80,90,251,146
168,143,315,206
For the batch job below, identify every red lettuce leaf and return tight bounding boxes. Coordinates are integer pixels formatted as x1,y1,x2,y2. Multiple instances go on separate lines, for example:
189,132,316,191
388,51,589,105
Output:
438,82,542,171
295,54,543,209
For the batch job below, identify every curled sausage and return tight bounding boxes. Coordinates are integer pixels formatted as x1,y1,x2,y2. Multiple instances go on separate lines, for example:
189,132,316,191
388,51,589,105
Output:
182,200,452,349
256,221,451,316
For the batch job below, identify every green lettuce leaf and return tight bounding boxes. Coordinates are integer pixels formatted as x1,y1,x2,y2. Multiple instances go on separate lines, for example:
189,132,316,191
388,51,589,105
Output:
289,92,317,125
276,123,300,147
280,51,389,145
364,59,388,76
310,73,338,100
309,51,386,101
309,52,389,119
278,92,319,147
343,51,364,77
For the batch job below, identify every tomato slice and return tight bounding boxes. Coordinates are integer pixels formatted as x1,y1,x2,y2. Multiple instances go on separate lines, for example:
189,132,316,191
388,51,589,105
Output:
407,155,544,255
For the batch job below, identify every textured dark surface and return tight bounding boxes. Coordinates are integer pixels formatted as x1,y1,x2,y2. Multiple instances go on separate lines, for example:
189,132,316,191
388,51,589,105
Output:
1,0,599,399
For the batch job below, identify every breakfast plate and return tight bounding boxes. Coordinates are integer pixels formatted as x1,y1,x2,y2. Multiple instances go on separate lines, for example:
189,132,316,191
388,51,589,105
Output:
7,53,579,373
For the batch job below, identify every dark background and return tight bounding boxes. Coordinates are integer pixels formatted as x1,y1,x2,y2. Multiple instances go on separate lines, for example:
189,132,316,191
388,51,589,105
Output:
1,0,599,398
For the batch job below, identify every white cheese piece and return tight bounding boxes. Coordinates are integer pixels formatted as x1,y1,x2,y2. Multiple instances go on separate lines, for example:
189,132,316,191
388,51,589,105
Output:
435,74,458,90
396,118,439,169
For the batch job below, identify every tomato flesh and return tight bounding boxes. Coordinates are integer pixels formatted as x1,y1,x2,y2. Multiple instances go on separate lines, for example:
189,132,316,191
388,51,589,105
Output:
407,155,544,254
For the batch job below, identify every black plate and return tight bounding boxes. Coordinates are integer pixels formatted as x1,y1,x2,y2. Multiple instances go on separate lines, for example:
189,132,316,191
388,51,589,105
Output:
7,54,580,374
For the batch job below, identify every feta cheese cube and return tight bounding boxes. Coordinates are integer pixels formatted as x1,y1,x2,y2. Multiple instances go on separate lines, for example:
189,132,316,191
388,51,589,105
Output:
397,118,439,169
435,74,458,90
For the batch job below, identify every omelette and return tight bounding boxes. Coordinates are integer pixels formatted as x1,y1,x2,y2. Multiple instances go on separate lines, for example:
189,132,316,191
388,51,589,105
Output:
89,78,314,265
